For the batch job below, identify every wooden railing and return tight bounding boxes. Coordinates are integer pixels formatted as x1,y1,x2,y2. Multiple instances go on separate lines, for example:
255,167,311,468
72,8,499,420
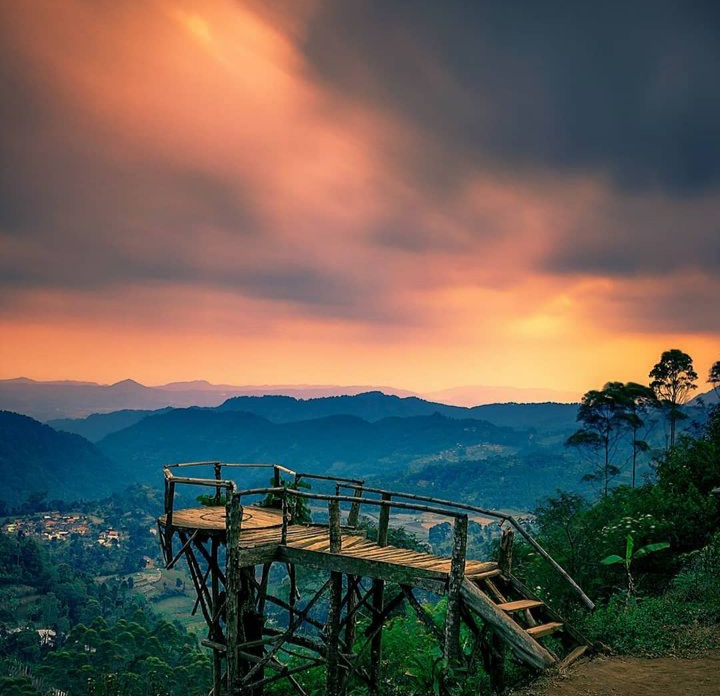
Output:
162,462,594,611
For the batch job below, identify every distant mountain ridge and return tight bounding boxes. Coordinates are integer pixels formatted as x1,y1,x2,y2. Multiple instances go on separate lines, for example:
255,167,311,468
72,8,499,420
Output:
0,377,416,421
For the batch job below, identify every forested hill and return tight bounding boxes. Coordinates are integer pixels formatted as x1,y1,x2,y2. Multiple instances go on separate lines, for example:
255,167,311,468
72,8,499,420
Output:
97,408,525,484
0,411,122,504
218,392,579,432
217,391,470,421
54,392,579,442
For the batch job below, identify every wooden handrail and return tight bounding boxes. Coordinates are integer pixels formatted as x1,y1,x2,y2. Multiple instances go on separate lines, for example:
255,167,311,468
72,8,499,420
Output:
334,482,595,610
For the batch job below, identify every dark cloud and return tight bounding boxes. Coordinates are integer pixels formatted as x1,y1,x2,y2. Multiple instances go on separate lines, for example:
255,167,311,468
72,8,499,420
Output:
1,0,718,343
595,275,720,333
302,0,720,193
543,191,720,277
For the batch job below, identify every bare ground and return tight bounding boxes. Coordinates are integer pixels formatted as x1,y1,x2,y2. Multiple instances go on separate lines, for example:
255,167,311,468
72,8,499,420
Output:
513,651,720,696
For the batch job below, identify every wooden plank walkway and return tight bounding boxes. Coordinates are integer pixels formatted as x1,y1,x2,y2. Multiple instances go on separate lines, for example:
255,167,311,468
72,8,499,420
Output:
162,505,497,580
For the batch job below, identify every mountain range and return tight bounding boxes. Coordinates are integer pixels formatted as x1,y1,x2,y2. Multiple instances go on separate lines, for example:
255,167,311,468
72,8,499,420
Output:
2,387,714,510
0,391,581,508
0,377,579,421
48,392,580,442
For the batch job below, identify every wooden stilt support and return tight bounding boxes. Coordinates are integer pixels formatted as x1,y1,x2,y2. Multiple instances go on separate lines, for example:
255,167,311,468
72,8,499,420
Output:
225,492,243,695
483,631,505,694
344,574,358,651
369,492,391,694
326,498,344,696
237,567,264,693
444,514,468,663
211,536,223,696
368,581,384,690
257,563,271,616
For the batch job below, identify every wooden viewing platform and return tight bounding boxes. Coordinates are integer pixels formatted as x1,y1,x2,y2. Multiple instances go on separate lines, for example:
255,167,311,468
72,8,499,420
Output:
159,462,594,695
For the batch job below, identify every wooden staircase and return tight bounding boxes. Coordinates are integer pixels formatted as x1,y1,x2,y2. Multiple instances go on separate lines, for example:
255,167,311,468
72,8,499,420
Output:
461,570,590,672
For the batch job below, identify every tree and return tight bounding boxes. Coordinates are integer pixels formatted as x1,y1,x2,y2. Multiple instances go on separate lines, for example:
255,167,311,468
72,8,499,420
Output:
534,492,589,578
622,382,656,488
649,349,698,448
709,360,720,398
566,382,629,498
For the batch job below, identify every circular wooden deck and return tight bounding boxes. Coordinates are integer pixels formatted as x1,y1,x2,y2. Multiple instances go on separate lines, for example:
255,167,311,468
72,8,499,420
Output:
160,505,498,579
161,505,283,531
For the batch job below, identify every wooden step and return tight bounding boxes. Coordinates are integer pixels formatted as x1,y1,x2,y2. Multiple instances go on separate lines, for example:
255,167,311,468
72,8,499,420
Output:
497,599,544,613
526,622,563,639
466,568,501,580
460,580,556,669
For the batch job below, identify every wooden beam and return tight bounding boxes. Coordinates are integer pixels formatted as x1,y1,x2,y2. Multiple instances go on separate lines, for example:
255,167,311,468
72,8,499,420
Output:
498,526,514,576
402,586,444,645
275,546,450,588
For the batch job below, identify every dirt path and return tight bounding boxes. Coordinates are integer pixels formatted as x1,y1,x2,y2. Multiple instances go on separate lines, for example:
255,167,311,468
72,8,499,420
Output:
514,651,720,696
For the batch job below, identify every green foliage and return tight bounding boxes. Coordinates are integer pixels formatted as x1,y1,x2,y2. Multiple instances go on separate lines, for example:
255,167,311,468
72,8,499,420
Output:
600,534,670,600
196,492,228,506
582,533,720,656
600,535,670,570
260,476,312,525
0,674,42,696
0,528,210,696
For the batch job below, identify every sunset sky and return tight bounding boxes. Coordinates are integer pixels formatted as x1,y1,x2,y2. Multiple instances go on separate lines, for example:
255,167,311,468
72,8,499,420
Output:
1,1,718,399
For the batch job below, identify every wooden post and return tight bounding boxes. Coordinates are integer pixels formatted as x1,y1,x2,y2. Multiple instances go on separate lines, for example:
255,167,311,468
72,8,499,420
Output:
444,514,467,664
326,498,343,696
498,526,514,576
347,485,363,528
273,465,281,489
225,492,243,695
273,466,283,510
370,493,391,694
214,463,223,505
377,493,391,547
